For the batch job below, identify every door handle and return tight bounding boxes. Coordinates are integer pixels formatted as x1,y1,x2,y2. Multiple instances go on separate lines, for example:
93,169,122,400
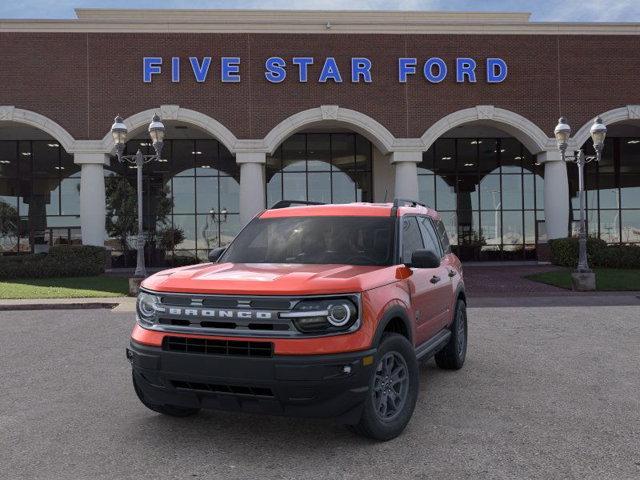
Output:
430,275,441,284
448,269,457,278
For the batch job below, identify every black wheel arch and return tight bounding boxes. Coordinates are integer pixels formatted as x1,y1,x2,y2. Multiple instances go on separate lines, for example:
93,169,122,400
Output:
372,305,414,347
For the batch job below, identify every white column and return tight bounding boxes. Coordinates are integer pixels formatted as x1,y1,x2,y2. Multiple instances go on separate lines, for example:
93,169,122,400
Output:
75,153,109,246
237,152,266,225
391,150,421,201
538,151,569,240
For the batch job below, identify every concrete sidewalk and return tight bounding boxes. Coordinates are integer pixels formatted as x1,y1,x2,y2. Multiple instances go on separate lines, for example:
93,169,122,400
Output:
0,296,135,312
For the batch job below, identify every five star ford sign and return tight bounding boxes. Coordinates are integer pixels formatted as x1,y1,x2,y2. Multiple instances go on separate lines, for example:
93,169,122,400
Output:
142,56,508,84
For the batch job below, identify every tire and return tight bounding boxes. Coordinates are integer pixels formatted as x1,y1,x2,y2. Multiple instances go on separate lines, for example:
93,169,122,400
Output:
435,299,467,370
132,372,200,417
350,333,419,441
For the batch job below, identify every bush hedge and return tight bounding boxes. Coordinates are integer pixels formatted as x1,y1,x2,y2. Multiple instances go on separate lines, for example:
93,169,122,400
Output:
549,237,640,269
0,246,108,280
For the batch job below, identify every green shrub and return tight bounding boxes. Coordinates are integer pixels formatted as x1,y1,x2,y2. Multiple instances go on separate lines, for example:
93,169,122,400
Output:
596,245,640,269
549,237,640,269
0,245,107,279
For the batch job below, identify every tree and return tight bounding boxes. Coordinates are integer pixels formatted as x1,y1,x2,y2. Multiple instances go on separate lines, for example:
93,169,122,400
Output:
0,200,19,251
104,176,174,252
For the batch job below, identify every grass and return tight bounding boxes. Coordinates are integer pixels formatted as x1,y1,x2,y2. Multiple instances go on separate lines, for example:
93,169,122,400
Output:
526,268,640,291
0,276,129,299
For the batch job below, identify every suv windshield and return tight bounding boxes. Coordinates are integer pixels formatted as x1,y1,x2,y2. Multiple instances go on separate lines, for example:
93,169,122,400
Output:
221,216,395,266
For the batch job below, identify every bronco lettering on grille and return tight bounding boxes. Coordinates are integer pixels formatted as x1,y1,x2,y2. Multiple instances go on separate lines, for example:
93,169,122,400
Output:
166,308,273,320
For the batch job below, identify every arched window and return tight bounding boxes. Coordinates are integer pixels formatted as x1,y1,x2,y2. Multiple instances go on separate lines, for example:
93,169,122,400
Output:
106,137,239,267
0,138,80,254
266,133,373,207
418,137,544,261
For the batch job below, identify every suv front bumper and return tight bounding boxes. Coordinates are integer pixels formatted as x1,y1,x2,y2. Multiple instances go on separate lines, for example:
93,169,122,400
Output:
127,340,376,424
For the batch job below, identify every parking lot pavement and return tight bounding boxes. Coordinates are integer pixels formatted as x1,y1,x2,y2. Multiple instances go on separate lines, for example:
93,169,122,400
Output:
1,307,639,480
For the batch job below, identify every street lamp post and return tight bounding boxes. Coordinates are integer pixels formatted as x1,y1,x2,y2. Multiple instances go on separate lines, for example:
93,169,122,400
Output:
111,114,165,278
553,116,607,289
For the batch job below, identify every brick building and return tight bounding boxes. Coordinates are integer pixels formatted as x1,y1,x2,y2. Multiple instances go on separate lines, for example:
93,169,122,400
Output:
0,9,638,264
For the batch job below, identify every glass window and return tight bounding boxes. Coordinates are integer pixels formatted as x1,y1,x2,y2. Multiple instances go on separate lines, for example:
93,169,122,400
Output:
172,140,195,176
502,210,523,247
435,139,456,175
434,219,451,254
266,172,282,207
331,172,356,204
501,175,523,210
457,139,477,172
0,141,18,178
401,216,424,264
599,210,620,243
267,133,372,205
621,210,640,243
478,139,498,175
332,133,355,171
222,216,395,266
308,172,331,203
435,176,456,211
621,138,640,173
196,177,218,214
307,134,331,171
418,216,443,257
281,135,306,172
418,175,435,207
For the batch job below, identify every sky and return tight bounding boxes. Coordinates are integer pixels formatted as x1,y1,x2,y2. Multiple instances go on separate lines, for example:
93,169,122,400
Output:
0,0,639,22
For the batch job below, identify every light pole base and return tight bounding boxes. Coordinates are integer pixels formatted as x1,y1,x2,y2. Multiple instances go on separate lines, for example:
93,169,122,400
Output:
128,277,144,296
571,271,596,291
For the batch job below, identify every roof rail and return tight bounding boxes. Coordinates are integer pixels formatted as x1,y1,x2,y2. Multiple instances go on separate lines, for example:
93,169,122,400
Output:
390,198,427,216
392,198,427,208
270,200,325,209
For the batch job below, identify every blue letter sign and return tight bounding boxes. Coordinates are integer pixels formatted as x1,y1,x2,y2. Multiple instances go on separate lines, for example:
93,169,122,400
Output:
143,55,508,84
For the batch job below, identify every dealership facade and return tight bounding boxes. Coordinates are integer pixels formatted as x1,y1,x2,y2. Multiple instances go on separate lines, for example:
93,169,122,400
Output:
0,9,639,265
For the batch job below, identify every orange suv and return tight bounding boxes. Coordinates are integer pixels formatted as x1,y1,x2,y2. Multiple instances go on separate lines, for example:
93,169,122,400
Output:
127,199,467,440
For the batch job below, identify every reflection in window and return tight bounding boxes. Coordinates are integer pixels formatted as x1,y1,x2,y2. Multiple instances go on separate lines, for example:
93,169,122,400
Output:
419,138,543,260
106,138,240,267
570,136,640,244
0,140,80,253
266,133,372,207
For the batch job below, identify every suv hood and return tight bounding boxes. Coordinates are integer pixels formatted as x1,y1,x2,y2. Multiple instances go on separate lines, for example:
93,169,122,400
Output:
142,262,397,295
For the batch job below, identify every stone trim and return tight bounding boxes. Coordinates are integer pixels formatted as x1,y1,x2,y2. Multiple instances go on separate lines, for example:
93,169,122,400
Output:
1,10,639,35
0,106,76,153
571,105,640,149
420,105,554,154
100,105,239,155
263,105,396,155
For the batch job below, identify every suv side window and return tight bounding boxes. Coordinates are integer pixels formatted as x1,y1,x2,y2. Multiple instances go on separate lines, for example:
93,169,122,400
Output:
435,219,451,254
418,217,443,258
401,216,424,264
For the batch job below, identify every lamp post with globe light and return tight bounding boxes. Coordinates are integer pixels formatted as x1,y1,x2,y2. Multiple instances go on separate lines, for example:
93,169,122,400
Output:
111,114,165,279
553,116,607,290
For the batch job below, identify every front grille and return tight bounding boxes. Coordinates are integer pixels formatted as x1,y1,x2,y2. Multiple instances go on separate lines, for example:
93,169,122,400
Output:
171,380,274,397
163,336,273,357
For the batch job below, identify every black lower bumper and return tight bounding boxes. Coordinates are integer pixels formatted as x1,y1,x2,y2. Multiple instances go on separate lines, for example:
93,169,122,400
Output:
127,340,376,424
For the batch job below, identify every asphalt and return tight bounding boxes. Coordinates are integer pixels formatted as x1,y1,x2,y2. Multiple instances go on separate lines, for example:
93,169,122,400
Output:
1,306,639,480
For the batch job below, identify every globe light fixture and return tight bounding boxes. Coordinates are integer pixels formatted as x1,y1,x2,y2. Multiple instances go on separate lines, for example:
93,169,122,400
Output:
110,112,165,281
589,116,607,154
554,117,571,156
552,115,607,290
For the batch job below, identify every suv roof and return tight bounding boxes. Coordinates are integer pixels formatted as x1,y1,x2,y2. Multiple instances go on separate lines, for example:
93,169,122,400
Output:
260,202,440,220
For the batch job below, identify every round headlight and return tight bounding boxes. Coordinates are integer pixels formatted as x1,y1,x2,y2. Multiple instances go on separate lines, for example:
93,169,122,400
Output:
327,303,352,327
137,292,159,322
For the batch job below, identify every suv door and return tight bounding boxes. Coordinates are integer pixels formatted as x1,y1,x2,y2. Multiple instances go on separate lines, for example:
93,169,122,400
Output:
400,215,442,345
418,216,454,330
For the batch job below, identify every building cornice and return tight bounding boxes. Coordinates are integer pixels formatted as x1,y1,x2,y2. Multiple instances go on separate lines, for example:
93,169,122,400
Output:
0,9,638,35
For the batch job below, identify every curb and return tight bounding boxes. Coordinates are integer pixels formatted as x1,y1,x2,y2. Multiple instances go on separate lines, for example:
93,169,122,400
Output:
0,302,121,311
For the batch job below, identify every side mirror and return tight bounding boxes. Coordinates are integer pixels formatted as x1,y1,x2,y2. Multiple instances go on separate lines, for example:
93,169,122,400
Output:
408,249,440,269
208,247,226,263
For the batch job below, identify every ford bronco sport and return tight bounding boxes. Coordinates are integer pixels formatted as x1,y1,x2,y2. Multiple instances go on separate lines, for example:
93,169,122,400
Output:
127,199,467,440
